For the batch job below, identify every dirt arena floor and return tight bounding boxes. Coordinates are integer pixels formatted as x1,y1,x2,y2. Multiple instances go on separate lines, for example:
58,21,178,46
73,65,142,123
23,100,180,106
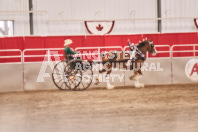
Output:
0,84,198,132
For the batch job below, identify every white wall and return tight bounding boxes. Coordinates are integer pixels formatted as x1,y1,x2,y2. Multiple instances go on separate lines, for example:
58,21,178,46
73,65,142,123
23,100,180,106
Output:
33,0,157,35
0,0,29,36
161,0,198,32
0,0,198,36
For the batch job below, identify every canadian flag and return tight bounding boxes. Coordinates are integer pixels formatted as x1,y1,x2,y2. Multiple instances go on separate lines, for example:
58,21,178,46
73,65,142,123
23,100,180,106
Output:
84,21,115,35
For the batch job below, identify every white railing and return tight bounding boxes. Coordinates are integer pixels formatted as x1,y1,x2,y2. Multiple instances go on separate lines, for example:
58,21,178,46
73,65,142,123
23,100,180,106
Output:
22,46,123,62
0,49,22,63
170,44,198,57
23,48,65,62
149,45,171,58
1,44,198,63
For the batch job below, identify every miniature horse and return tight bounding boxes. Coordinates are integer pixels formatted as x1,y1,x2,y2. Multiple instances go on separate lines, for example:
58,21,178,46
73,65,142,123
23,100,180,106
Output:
94,39,157,89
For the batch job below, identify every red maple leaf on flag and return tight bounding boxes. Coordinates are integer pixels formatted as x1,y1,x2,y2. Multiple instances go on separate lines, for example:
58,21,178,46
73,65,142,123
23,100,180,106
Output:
96,24,103,31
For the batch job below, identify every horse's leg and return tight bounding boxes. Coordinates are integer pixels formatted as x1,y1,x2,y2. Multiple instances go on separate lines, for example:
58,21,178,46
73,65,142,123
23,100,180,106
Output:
93,75,100,85
94,61,108,85
93,62,110,85
105,69,114,89
129,60,144,88
129,60,142,80
129,71,142,80
104,64,114,89
93,56,107,85
99,68,106,73
99,60,108,73
134,70,144,88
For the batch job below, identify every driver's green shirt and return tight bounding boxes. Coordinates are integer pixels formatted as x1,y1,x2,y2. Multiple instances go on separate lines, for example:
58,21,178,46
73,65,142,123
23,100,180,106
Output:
65,47,76,55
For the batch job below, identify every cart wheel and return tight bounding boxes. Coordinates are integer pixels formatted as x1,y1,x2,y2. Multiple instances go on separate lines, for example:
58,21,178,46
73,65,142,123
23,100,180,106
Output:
52,60,69,90
73,60,93,91
64,60,82,90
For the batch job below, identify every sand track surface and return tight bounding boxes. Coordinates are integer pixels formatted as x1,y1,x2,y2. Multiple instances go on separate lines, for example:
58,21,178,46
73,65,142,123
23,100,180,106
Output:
0,84,198,132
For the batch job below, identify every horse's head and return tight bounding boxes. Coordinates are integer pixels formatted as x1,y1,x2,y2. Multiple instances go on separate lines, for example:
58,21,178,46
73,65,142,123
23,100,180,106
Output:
137,39,157,56
147,40,157,56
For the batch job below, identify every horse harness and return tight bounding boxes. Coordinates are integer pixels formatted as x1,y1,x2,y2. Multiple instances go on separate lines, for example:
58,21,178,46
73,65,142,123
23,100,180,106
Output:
129,46,145,61
128,41,145,61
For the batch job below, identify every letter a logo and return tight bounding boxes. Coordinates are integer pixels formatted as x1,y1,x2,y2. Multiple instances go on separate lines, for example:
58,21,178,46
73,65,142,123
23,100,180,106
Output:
190,63,198,76
185,59,198,81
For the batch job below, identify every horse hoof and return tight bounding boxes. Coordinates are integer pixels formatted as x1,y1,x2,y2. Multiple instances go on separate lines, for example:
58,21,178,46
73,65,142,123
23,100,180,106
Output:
140,83,144,88
134,81,144,88
107,85,114,90
134,84,140,88
134,83,144,88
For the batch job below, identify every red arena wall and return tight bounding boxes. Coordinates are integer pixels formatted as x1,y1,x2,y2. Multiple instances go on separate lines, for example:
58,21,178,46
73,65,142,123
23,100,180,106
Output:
0,33,198,50
0,32,198,62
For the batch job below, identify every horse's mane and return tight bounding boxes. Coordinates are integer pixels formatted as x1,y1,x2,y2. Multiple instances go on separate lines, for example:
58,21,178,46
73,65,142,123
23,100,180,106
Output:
137,41,148,48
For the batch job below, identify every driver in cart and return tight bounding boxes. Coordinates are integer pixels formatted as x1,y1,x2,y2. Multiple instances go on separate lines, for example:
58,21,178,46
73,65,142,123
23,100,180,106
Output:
64,39,82,69
64,39,80,60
